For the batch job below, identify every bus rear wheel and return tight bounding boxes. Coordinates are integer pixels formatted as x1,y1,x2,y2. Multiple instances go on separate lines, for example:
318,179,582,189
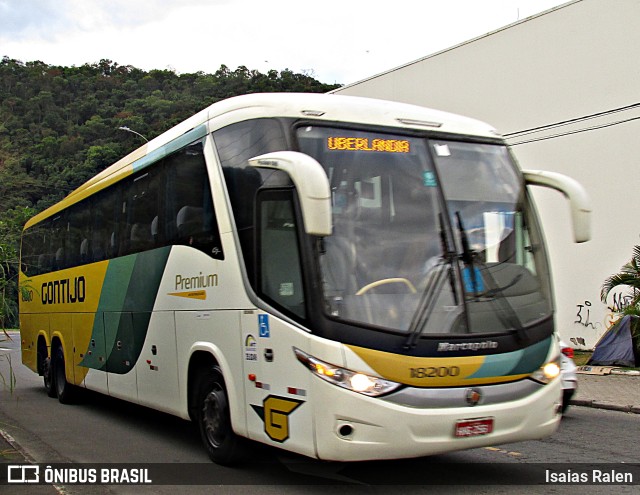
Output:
195,365,244,465
43,356,56,398
53,346,76,404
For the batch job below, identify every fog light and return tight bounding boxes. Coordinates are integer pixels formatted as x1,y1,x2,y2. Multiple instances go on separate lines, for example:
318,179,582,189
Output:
338,424,354,437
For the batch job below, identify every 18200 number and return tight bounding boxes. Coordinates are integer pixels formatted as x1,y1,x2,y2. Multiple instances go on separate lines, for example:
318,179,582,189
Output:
410,366,460,378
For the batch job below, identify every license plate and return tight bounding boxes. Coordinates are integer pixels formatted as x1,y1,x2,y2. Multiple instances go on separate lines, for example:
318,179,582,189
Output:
454,418,494,438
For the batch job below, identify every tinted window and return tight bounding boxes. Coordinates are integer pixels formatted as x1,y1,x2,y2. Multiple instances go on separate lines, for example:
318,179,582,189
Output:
164,142,223,259
21,138,224,273
213,118,288,280
121,169,162,256
258,190,306,319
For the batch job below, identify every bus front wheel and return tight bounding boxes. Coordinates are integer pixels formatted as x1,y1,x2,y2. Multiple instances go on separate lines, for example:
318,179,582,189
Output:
195,365,244,465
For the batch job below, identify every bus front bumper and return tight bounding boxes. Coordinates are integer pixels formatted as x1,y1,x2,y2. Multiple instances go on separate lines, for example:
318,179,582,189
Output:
312,378,562,462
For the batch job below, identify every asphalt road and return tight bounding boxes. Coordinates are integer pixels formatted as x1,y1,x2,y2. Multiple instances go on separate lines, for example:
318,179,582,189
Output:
1,332,639,495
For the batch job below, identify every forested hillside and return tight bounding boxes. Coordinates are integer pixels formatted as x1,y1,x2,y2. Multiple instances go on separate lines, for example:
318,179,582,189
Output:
0,56,339,327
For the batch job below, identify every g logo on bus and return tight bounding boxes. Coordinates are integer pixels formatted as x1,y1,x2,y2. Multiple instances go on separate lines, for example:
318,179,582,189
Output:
251,395,304,442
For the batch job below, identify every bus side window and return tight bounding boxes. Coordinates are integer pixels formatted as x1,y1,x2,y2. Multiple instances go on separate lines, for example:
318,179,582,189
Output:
257,190,306,320
22,224,46,276
37,222,53,274
93,185,121,261
67,202,90,267
213,118,288,279
164,141,223,259
121,169,162,256
50,215,66,271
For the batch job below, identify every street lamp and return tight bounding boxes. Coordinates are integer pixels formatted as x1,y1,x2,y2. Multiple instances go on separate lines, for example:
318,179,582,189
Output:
118,126,148,142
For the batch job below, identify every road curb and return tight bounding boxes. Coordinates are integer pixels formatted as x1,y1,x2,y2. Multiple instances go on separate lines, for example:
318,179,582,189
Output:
610,369,640,376
569,399,640,414
1,428,65,494
0,428,36,463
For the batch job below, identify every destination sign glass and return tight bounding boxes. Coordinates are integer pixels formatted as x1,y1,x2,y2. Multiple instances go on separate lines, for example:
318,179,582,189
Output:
327,136,411,153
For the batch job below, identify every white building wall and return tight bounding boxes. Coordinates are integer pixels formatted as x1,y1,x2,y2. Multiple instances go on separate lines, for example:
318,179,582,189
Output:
334,0,640,348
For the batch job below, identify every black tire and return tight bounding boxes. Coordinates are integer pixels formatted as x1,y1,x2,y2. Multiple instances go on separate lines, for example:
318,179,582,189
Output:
195,365,244,465
42,354,56,398
53,345,76,404
561,388,575,415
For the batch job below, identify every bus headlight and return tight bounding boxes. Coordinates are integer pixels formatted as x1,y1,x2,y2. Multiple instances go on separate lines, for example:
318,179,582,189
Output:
529,357,561,384
294,348,401,397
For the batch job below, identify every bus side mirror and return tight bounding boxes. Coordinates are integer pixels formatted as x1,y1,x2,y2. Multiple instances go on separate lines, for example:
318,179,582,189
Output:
249,151,332,236
522,170,592,243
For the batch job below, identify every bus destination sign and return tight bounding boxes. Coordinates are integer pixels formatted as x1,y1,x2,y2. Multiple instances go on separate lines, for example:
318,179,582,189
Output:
327,136,410,153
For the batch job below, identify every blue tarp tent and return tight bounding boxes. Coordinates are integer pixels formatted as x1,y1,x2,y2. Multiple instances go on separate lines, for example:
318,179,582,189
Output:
588,315,637,367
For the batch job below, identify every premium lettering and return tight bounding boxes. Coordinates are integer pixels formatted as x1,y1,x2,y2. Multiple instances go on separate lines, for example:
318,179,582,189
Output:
175,272,218,291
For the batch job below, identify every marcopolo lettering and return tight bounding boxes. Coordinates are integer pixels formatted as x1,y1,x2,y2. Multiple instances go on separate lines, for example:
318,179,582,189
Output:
42,276,86,305
437,341,499,352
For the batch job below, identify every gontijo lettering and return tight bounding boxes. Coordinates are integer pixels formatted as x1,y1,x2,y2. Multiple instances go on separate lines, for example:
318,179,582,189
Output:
327,136,410,153
42,276,86,304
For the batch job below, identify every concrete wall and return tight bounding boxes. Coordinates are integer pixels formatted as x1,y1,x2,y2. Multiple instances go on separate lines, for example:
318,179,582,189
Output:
334,0,640,348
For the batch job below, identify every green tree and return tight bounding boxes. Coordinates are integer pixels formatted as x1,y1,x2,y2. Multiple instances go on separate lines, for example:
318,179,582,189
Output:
601,245,640,313
0,207,34,331
0,56,341,333
601,245,640,357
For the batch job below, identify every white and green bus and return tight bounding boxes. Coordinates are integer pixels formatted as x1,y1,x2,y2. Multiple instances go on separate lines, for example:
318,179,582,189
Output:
19,93,591,464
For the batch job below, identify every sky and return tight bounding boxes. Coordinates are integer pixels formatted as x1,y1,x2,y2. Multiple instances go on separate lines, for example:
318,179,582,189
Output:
0,0,569,85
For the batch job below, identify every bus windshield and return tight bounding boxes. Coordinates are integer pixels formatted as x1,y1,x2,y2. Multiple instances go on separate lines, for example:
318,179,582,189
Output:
296,126,552,337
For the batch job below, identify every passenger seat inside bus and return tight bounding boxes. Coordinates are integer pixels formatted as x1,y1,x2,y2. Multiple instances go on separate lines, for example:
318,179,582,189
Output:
177,205,204,241
129,222,153,252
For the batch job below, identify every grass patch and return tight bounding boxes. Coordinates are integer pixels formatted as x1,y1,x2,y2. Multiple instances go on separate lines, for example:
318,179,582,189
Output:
573,350,592,367
0,447,22,461
572,349,640,370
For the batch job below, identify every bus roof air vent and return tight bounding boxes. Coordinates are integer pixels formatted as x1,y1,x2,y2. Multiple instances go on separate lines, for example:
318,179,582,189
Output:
302,109,325,117
396,118,442,128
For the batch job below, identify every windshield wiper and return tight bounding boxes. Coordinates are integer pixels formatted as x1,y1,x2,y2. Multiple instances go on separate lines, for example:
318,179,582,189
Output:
403,215,459,350
454,212,528,343
456,211,481,297
402,261,449,350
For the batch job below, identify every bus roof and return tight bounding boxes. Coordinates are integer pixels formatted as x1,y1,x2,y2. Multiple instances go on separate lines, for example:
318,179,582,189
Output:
25,93,500,229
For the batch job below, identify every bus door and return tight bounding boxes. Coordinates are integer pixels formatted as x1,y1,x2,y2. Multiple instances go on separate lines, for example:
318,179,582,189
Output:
136,311,180,411
72,312,105,391
241,188,314,455
80,312,108,393
104,311,139,401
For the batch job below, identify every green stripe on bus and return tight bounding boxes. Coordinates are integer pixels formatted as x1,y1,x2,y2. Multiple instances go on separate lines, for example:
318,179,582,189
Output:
80,247,171,373
467,336,551,379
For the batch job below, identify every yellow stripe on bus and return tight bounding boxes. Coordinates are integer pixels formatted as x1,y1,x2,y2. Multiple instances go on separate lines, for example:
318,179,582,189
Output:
346,344,529,387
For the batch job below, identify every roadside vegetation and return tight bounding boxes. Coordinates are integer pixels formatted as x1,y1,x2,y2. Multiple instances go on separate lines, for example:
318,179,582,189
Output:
600,245,640,363
572,350,592,367
0,56,340,329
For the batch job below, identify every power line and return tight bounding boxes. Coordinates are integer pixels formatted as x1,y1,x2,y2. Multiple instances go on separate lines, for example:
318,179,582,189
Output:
508,115,640,146
504,101,640,139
